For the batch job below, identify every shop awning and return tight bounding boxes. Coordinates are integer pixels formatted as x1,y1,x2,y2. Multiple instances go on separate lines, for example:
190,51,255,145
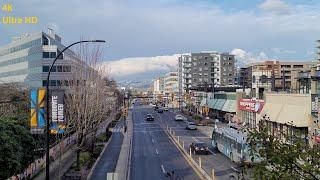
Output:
260,103,282,122
222,100,236,113
200,98,206,106
214,99,226,110
277,104,309,127
208,98,217,109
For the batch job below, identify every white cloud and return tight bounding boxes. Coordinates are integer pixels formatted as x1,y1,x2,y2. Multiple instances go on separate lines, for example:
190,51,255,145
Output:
259,0,291,15
272,48,296,54
100,54,180,77
231,48,268,66
307,50,315,55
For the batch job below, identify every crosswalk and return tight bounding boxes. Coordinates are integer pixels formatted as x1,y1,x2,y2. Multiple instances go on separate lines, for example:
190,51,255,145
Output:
111,127,123,132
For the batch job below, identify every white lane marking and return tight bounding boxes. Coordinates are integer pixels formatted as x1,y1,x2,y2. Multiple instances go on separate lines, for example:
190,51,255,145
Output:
156,148,159,155
161,164,166,174
152,139,155,144
192,137,199,142
208,149,216,155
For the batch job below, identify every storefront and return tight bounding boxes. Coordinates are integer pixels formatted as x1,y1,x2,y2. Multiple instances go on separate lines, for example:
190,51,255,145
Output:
238,98,265,128
257,93,312,143
200,92,237,122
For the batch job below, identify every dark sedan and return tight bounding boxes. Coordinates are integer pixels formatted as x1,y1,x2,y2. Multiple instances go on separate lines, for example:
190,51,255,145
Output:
146,114,155,121
157,108,164,113
189,142,210,155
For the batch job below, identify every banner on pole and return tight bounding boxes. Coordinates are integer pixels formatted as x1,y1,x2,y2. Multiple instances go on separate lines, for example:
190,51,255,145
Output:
50,90,65,134
30,89,46,134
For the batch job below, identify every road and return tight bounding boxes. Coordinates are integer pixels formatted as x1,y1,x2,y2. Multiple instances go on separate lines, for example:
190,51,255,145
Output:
154,108,244,180
90,118,125,180
130,103,199,180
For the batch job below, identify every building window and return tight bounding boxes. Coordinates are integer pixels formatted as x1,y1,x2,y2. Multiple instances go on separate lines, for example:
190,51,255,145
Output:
50,52,56,58
42,80,47,86
63,66,71,72
43,52,50,58
42,35,49,45
42,66,49,72
57,66,63,72
51,66,56,72
50,80,57,86
57,49,63,59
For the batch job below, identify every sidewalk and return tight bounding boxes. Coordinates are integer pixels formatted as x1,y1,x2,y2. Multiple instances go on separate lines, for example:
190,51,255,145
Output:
89,118,125,180
32,111,117,180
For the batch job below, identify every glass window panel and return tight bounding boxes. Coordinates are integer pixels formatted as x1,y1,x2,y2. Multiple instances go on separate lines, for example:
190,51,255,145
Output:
57,66,62,72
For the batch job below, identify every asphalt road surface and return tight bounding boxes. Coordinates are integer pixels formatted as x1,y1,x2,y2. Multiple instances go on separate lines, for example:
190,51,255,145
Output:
90,119,125,180
130,103,199,180
154,108,244,180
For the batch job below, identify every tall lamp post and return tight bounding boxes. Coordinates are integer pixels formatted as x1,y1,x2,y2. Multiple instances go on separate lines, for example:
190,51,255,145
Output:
45,40,106,180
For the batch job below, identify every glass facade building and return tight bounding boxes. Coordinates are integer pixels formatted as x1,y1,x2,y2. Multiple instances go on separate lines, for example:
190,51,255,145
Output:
0,31,79,88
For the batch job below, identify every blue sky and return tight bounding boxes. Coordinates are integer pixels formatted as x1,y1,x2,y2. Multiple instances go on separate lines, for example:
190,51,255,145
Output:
0,0,320,80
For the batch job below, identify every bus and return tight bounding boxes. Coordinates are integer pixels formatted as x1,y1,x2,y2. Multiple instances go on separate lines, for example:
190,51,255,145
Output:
211,124,260,164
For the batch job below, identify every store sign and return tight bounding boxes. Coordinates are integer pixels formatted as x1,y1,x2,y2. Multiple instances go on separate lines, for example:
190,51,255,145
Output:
238,99,265,113
311,94,318,115
315,130,320,143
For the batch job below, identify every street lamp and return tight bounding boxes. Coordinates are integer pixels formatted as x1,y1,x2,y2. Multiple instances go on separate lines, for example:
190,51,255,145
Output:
45,40,106,180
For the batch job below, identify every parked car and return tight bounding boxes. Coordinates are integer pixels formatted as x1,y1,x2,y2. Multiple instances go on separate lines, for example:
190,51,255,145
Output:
146,114,154,121
189,142,210,155
157,108,164,113
186,121,197,130
164,107,169,111
174,114,186,121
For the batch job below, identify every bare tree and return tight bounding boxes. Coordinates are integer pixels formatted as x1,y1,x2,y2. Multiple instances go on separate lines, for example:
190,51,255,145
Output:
64,43,115,170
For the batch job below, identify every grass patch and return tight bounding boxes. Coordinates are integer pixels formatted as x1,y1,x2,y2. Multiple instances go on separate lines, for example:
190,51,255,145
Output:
192,114,202,121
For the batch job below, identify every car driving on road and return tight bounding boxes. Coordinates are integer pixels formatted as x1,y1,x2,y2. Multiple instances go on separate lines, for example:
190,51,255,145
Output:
164,107,169,111
157,108,164,113
174,114,186,121
189,142,210,155
186,121,197,130
146,114,154,121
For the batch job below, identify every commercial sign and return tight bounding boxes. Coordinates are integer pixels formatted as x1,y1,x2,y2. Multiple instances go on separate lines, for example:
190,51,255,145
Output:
315,130,320,144
30,89,46,134
311,94,318,116
238,98,265,113
50,90,65,134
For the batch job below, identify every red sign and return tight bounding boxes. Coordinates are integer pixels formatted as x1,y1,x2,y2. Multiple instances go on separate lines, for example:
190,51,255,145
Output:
238,99,265,113
315,136,320,143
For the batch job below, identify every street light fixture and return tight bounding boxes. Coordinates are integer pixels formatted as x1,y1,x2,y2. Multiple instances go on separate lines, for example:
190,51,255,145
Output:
45,40,106,180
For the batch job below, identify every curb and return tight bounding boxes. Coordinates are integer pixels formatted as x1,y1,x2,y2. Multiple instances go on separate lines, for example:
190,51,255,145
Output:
164,125,213,180
114,110,133,180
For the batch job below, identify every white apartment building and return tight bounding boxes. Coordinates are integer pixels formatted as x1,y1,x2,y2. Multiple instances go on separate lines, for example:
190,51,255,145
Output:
0,29,82,88
153,77,164,95
164,72,179,97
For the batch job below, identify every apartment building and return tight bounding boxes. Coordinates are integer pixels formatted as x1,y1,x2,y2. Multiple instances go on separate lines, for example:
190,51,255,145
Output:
164,72,179,95
153,77,164,96
248,60,316,99
0,30,83,88
178,54,192,93
190,51,235,89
